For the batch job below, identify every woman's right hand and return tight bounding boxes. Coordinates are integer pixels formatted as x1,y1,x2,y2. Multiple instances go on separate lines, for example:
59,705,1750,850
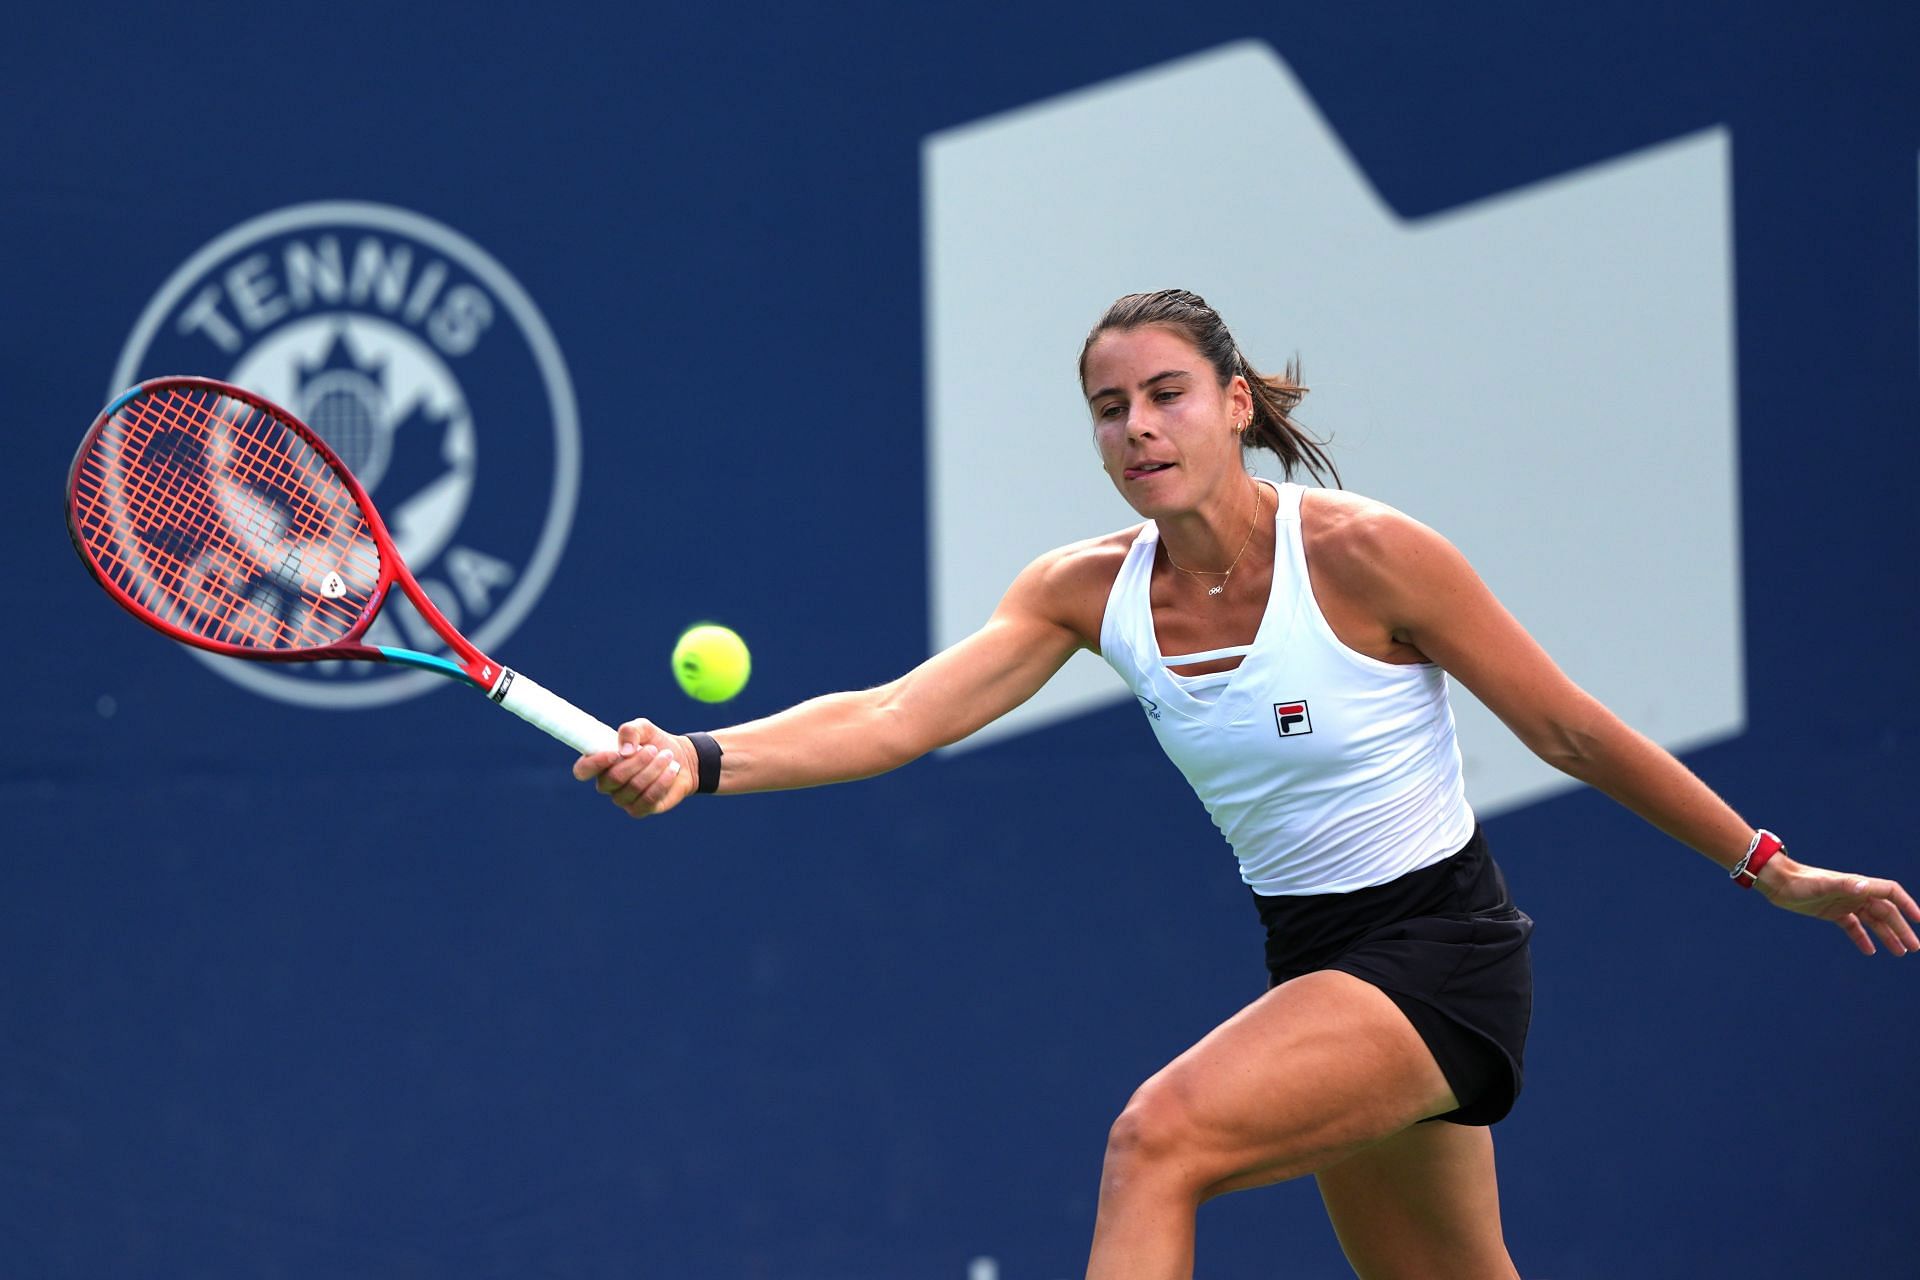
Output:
1758,854,1920,956
572,717,698,819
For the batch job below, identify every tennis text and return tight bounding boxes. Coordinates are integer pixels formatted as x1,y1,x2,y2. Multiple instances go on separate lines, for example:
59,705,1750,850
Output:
175,236,495,357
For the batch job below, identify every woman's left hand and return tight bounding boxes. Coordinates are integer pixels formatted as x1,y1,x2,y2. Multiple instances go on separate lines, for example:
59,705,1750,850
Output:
1758,857,1920,956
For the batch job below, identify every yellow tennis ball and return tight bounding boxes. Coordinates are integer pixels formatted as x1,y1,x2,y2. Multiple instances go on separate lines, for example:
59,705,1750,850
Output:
672,624,751,702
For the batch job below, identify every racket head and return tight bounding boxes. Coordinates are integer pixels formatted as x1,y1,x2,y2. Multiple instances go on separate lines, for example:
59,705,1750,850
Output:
66,376,407,666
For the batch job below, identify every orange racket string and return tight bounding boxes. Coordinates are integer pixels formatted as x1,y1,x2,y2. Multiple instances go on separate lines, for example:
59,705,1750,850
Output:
71,385,382,651
166,391,374,639
105,394,277,645
161,387,380,646
78,393,280,646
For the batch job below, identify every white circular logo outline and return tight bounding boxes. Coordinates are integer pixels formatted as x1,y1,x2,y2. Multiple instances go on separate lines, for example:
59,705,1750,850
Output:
111,201,581,710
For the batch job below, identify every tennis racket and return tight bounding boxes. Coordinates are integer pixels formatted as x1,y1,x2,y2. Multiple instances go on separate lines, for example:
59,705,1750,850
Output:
65,375,620,754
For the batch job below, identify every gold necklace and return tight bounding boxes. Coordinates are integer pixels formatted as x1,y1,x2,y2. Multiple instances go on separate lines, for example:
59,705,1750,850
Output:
1163,480,1264,598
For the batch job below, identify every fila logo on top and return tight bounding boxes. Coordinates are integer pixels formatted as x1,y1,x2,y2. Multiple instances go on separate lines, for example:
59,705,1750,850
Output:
110,201,582,709
924,40,1745,818
1274,702,1313,737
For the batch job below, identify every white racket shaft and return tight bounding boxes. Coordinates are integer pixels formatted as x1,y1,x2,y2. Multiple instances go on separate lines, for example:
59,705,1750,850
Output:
489,668,621,754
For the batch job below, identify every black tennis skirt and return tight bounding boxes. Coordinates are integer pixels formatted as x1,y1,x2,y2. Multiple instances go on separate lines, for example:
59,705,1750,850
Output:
1251,826,1533,1127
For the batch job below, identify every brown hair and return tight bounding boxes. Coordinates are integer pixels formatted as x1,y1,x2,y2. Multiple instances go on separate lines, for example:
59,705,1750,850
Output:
1078,289,1338,487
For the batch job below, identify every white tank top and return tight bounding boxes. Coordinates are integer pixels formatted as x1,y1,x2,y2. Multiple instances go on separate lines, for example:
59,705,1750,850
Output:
1098,481,1476,895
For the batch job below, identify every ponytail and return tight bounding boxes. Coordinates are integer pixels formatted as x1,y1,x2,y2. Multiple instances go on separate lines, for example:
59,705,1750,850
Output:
1237,352,1338,487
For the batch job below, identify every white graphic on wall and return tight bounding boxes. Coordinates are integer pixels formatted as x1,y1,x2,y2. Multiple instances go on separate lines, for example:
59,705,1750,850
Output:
923,40,1742,817
111,202,581,710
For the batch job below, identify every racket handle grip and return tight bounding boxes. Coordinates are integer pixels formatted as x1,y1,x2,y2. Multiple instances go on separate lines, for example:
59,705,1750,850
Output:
489,668,621,755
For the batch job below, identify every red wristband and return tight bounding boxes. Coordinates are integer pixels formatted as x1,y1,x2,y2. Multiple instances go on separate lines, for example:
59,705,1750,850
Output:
1730,829,1784,889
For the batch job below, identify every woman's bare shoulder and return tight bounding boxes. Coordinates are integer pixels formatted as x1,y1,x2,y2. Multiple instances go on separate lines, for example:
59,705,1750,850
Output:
1298,487,1439,575
1043,524,1142,577
1010,524,1145,643
1298,486,1474,625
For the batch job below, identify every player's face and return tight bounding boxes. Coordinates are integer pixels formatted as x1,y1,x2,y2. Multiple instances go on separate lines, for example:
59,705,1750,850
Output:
1083,326,1249,517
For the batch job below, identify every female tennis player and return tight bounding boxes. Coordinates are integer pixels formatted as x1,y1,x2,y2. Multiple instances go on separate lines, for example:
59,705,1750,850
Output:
574,289,1919,1279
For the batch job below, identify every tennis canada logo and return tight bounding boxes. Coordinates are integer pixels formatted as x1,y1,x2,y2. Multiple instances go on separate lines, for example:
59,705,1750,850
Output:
109,201,581,709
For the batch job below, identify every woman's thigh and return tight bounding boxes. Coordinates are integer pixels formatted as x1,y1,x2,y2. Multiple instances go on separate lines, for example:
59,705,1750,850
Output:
1314,1121,1520,1280
1121,970,1459,1196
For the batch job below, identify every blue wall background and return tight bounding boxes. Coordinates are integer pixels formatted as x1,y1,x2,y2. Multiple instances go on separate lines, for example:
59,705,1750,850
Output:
6,3,1916,1276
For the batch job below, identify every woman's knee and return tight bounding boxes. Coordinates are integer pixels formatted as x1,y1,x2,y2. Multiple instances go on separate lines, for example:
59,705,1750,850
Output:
1102,1072,1214,1190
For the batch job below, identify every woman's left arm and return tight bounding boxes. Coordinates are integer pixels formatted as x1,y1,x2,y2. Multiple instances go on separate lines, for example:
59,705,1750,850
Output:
1334,504,1920,957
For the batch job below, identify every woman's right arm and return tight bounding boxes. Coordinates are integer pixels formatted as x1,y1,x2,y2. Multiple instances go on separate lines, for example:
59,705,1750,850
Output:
573,545,1103,818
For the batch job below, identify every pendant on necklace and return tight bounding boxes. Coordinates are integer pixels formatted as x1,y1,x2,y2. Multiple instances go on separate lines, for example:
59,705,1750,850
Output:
1207,584,1225,596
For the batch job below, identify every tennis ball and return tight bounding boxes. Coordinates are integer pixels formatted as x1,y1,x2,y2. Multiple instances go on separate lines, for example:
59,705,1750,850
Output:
673,624,751,702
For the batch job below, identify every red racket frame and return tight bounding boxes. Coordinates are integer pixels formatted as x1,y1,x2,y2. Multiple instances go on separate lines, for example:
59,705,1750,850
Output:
66,375,506,691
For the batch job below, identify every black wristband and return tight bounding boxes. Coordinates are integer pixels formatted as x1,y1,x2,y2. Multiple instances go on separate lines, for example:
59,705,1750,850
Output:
688,732,723,794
